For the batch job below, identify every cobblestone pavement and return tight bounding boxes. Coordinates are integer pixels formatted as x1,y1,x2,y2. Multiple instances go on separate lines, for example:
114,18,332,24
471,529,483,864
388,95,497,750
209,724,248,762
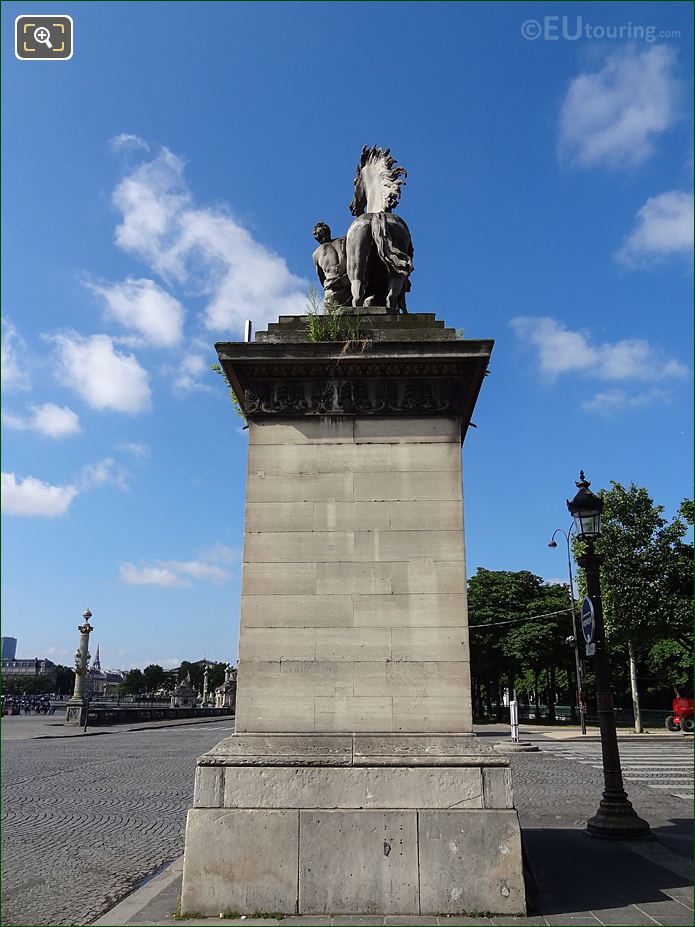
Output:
0,721,234,927
2,725,692,927
537,739,694,801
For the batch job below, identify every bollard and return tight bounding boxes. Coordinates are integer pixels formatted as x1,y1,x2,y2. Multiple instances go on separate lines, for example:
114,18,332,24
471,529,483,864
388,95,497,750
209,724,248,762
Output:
510,699,519,743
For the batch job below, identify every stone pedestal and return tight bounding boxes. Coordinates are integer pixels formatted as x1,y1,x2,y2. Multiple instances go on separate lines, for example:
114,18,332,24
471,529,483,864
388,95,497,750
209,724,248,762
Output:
64,700,87,725
181,312,525,916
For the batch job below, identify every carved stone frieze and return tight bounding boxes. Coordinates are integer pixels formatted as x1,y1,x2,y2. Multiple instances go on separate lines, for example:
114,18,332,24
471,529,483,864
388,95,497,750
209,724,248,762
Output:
244,377,455,416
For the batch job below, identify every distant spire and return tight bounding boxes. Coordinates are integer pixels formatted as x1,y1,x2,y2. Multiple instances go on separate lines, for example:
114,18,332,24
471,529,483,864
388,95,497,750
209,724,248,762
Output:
93,644,101,670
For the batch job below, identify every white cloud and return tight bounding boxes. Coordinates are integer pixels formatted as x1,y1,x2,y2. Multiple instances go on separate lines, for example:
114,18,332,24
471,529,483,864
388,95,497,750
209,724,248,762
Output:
1,473,78,517
200,543,239,564
49,332,151,414
111,147,307,334
167,561,230,584
120,563,184,587
559,46,680,169
581,387,672,415
1,456,128,518
79,457,129,492
2,403,81,438
119,544,235,587
510,317,688,382
109,133,149,153
1,318,30,392
173,350,210,392
117,441,151,458
86,277,185,347
616,190,694,266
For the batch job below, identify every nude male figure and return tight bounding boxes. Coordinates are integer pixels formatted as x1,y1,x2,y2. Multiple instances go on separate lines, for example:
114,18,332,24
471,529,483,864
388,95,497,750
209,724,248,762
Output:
312,221,352,307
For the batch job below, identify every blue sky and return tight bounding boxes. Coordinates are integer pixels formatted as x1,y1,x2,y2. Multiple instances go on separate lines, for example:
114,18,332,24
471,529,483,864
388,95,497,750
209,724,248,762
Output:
2,1,692,670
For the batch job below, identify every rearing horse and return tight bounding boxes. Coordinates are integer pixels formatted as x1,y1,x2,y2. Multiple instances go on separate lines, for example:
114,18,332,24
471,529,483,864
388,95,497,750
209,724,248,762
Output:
346,147,414,312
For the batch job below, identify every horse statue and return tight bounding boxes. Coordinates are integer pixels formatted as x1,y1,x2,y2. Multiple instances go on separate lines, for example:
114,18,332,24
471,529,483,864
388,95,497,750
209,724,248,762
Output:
345,146,414,312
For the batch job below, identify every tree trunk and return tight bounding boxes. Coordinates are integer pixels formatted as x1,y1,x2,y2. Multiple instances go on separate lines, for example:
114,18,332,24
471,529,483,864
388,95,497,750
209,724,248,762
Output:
547,664,556,723
628,640,643,734
533,669,540,719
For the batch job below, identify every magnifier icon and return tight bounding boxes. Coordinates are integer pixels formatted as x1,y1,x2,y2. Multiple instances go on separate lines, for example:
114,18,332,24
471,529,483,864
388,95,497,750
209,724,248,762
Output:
34,26,53,49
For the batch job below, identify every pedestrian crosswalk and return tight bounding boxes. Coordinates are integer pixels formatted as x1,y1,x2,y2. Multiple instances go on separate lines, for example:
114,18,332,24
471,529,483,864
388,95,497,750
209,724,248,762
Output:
540,738,694,800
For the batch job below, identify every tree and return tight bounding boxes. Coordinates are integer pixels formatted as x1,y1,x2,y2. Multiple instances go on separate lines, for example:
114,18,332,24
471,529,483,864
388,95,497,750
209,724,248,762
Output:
122,668,145,695
142,664,166,694
55,664,74,696
576,484,693,732
468,569,574,721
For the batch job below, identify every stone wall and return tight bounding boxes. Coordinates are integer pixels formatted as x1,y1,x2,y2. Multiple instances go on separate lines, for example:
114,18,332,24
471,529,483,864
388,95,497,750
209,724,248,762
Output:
235,414,472,734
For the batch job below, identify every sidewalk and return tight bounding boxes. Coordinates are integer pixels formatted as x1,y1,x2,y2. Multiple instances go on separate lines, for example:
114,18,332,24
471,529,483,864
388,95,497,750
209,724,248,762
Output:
0,712,234,741
93,827,694,927
474,723,692,742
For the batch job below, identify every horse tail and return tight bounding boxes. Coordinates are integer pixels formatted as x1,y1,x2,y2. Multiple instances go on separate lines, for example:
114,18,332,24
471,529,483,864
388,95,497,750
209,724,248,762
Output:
370,213,414,278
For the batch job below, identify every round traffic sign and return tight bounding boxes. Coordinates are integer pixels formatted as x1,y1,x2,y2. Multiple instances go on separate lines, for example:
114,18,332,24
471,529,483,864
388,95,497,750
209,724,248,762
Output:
581,597,595,644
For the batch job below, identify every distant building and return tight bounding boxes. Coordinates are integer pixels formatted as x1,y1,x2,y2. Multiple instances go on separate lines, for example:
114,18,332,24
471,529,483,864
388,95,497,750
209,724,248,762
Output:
1,637,17,660
86,646,125,698
1,657,57,689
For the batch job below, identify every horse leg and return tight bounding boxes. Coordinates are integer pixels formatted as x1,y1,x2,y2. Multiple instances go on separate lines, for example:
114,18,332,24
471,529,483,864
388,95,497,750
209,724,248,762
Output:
346,222,372,307
386,276,405,311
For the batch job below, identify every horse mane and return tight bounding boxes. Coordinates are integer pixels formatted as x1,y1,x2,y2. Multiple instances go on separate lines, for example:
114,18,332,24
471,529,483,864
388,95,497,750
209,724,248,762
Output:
349,146,408,216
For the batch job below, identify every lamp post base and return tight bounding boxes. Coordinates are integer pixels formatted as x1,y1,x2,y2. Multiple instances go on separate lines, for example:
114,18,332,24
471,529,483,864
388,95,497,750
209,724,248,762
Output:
586,790,651,839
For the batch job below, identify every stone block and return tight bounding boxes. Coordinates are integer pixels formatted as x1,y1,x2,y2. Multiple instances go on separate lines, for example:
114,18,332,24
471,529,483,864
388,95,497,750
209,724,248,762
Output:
389,501,463,530
247,473,353,503
354,417,460,444
242,562,317,595
241,594,354,628
418,810,525,915
248,444,319,475
222,765,482,810
315,628,391,662
354,471,461,502
180,808,299,916
206,733,352,763
353,661,469,698
482,767,513,809
239,628,316,661
393,696,472,733
314,696,393,732
318,444,391,473
352,733,492,762
250,417,354,445
391,628,469,662
390,443,461,472
234,690,315,733
245,502,314,532
390,559,467,594
353,593,467,627
354,530,464,562
313,501,390,531
244,532,354,563
317,562,392,594
298,810,419,914
237,661,354,697
193,766,225,808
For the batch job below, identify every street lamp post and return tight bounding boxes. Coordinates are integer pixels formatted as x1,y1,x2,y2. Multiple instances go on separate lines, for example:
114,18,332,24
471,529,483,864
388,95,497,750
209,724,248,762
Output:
548,526,586,735
567,472,649,839
65,608,93,726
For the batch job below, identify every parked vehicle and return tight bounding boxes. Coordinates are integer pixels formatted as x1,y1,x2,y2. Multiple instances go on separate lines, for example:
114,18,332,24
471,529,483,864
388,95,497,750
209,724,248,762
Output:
665,697,694,733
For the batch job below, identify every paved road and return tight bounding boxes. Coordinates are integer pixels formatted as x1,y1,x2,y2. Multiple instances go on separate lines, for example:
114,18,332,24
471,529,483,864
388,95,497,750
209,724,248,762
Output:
1,720,234,926
2,725,692,927
538,737,694,801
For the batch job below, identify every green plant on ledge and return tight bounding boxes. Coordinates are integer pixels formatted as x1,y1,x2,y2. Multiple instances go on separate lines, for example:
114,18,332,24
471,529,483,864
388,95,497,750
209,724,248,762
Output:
305,287,366,346
211,363,246,421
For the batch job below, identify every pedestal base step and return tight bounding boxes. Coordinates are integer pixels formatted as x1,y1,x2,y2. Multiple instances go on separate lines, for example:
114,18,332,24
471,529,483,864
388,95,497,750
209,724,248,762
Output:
181,807,526,917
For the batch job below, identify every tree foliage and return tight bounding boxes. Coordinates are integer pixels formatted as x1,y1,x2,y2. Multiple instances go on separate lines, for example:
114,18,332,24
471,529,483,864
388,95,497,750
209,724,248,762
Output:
574,483,693,698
